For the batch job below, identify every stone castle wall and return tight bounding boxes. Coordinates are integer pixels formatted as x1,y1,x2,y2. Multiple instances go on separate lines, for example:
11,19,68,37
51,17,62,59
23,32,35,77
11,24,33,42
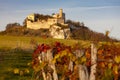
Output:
26,9,65,30
27,21,50,29
27,18,65,30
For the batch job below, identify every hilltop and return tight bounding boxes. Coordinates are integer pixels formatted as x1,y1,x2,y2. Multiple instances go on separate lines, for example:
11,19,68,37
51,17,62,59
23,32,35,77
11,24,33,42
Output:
0,9,118,41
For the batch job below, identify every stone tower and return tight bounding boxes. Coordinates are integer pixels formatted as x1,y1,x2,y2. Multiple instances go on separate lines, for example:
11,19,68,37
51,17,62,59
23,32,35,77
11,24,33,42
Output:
59,9,63,18
59,9,65,23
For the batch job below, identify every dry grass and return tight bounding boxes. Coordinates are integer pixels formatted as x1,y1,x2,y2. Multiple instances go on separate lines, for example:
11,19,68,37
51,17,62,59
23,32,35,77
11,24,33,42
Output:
0,35,91,50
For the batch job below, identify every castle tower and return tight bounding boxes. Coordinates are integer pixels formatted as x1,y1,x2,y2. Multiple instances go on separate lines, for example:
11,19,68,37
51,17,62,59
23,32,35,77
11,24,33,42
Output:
59,9,63,18
59,9,65,23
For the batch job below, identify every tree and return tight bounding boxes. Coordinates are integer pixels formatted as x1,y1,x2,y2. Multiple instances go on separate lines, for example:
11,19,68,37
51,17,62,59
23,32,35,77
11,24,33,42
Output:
23,18,27,27
66,19,85,28
6,22,21,30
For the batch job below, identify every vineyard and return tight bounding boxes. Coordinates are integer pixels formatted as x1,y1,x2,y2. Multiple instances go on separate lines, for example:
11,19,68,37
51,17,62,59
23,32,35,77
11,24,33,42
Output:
0,36,120,80
32,42,120,80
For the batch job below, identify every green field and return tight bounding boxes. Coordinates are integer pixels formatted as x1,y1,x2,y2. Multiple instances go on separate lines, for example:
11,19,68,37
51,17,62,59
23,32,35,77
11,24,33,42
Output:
0,35,91,49
0,49,32,80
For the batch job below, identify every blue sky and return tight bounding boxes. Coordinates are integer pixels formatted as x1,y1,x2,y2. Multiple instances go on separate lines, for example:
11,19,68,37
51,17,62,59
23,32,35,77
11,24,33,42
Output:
0,0,120,39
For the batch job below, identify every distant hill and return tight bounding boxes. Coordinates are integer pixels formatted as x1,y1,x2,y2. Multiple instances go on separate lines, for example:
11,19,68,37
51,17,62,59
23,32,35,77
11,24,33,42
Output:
0,20,118,42
0,23,49,37
66,20,119,41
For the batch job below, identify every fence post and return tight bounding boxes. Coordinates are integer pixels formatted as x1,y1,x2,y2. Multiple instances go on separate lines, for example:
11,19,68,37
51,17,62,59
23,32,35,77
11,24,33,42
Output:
90,43,97,80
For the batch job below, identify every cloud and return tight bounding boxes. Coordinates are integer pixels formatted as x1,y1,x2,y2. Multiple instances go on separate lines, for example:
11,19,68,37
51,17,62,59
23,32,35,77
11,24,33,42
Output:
13,5,120,15
64,5,120,12
81,6,120,10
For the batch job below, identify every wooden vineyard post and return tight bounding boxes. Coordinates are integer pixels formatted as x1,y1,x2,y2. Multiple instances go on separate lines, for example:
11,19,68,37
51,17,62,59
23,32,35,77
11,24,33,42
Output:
90,43,97,80
46,50,58,80
78,65,89,80
38,50,58,80
38,52,47,80
75,50,89,80
42,69,47,80
68,60,73,72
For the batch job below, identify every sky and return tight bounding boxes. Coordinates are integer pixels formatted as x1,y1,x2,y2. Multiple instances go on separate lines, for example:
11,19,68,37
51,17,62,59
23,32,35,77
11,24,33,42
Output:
0,0,120,39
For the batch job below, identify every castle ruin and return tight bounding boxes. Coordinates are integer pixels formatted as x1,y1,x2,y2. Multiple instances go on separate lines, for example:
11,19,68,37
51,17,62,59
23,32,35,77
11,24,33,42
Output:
26,9,66,29
26,9,70,39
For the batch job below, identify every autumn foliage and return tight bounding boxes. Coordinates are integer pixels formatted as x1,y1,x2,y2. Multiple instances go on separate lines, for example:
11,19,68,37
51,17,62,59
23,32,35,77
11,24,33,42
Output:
31,42,120,80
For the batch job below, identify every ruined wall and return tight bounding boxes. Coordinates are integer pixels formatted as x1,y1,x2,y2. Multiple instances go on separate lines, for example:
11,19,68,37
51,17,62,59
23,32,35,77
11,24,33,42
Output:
26,18,65,30
27,21,50,30
57,19,65,24
47,18,58,25
26,9,66,30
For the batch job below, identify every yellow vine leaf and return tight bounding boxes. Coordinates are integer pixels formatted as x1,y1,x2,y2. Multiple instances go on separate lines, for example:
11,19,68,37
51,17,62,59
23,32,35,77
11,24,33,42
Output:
60,50,67,57
108,63,112,69
113,65,118,75
114,56,120,63
81,56,87,64
54,54,60,59
13,68,19,74
75,60,79,64
71,56,76,62
75,56,87,64
52,59,56,64
24,68,30,74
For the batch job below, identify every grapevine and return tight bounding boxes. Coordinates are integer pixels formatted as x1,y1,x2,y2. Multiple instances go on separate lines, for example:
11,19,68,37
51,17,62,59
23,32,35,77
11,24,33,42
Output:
31,42,120,80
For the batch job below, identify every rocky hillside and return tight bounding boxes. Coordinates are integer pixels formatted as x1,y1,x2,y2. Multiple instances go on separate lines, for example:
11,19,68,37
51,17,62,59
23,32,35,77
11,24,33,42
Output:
0,17,118,41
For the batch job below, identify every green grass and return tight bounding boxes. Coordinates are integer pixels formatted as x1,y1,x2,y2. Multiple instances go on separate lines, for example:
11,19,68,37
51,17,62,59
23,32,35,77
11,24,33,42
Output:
0,48,33,80
0,35,91,49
